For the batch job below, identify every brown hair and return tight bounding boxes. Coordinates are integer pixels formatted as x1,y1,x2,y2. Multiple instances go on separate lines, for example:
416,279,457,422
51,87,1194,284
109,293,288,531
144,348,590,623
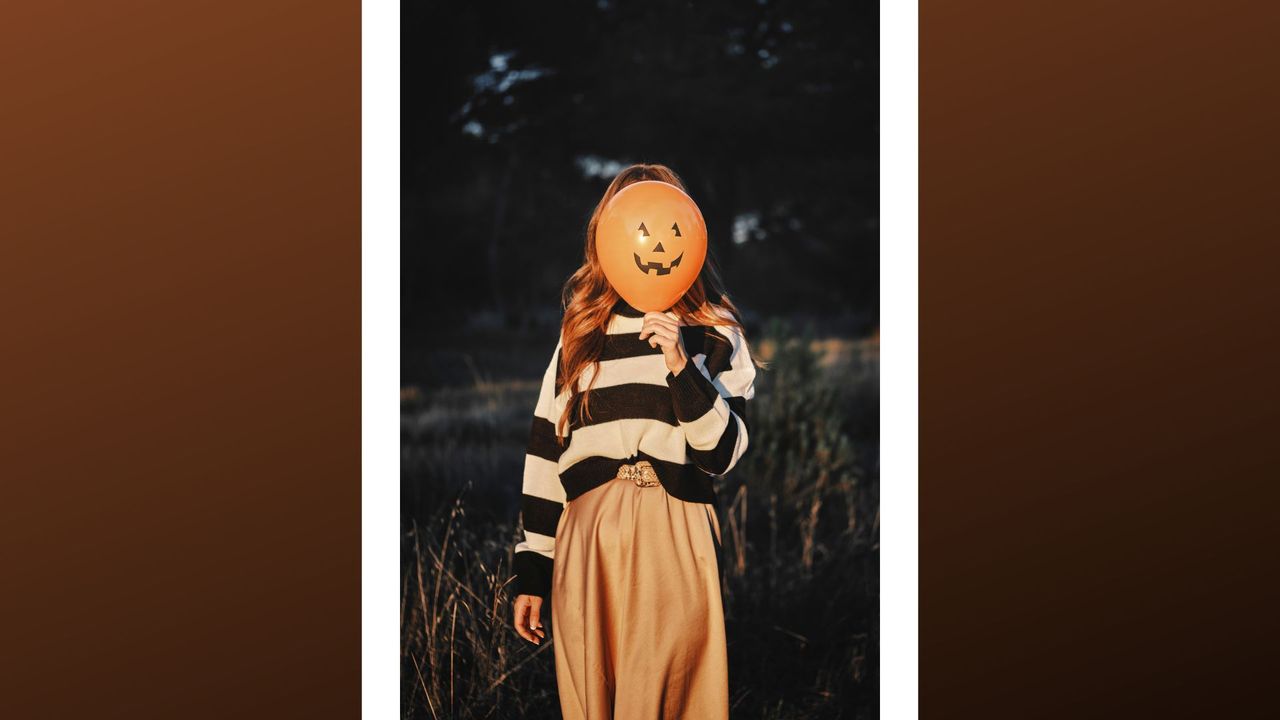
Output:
555,163,762,440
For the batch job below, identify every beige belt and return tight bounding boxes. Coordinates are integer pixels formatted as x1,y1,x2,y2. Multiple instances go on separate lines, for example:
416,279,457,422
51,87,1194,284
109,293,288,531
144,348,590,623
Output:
617,460,660,487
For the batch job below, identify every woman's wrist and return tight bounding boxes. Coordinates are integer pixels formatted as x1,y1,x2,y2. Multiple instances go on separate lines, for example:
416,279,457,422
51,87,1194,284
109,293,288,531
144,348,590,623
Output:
667,351,688,375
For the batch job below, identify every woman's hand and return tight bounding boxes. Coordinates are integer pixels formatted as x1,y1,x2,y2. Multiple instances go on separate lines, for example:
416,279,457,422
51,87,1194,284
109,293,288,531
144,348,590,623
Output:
513,594,546,645
639,311,689,375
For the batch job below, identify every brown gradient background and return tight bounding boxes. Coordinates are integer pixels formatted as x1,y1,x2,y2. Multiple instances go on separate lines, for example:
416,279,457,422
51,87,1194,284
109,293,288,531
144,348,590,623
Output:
922,1,1279,718
1,2,359,718
4,0,1277,718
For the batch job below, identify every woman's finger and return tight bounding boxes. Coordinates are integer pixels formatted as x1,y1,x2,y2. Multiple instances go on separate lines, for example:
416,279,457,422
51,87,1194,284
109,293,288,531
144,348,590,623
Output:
640,317,675,336
644,312,680,333
646,329,678,349
513,599,534,643
529,601,545,642
637,315,670,335
649,326,680,345
646,326,676,343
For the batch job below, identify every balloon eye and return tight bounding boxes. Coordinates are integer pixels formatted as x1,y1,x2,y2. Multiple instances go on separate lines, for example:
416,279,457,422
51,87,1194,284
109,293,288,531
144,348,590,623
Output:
671,222,682,237
637,222,650,237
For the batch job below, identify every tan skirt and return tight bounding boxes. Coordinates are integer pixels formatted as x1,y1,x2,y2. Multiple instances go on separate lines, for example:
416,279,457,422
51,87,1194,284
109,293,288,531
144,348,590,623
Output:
551,466,729,720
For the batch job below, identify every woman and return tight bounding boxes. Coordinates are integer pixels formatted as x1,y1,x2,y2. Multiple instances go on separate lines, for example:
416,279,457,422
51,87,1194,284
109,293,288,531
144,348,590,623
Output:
511,163,760,720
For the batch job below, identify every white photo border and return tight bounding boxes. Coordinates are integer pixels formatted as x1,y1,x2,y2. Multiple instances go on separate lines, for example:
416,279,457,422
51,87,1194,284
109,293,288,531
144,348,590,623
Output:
880,0,920,716
364,0,400,715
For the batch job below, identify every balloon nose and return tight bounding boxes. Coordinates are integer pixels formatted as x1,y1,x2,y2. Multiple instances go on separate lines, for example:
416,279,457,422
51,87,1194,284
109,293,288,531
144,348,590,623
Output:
652,241,665,253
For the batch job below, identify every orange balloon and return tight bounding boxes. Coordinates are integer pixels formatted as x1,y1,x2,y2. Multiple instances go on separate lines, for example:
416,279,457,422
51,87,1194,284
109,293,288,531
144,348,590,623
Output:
596,180,708,312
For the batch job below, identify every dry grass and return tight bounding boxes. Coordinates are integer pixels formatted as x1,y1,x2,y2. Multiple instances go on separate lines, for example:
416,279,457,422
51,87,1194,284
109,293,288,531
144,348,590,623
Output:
401,319,879,719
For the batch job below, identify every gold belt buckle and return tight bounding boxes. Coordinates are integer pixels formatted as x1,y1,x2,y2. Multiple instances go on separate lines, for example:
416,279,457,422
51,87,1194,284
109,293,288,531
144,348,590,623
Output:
618,460,660,487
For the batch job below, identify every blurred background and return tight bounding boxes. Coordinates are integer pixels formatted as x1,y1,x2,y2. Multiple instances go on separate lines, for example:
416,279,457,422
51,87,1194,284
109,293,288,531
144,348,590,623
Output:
401,1,878,717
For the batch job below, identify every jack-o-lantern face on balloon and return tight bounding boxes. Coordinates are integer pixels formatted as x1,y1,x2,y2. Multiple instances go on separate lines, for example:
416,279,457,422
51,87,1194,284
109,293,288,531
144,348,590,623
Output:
595,180,708,312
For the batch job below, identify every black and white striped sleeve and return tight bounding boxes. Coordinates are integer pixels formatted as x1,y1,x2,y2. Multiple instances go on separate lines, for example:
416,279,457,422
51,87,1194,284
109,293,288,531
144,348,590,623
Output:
512,338,568,600
665,323,756,476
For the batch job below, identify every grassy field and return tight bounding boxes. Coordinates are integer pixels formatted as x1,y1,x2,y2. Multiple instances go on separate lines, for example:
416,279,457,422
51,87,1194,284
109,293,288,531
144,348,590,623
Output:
401,319,879,719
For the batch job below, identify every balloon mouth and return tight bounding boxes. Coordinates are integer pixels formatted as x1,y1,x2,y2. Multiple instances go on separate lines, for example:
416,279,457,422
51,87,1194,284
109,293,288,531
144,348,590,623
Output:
632,251,684,276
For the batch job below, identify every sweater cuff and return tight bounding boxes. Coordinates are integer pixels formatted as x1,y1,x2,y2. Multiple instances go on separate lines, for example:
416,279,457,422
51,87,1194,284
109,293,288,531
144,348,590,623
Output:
512,551,553,600
665,362,721,423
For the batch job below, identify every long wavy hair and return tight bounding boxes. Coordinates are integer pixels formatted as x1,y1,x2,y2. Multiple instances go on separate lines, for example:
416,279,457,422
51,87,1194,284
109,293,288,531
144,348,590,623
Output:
554,163,763,440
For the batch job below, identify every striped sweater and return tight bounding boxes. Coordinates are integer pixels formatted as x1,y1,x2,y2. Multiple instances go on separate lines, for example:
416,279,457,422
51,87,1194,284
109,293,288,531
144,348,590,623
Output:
512,298,757,599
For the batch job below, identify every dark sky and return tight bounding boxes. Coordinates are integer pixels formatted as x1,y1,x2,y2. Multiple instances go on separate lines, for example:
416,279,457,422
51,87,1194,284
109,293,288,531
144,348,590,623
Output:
402,0,878,341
